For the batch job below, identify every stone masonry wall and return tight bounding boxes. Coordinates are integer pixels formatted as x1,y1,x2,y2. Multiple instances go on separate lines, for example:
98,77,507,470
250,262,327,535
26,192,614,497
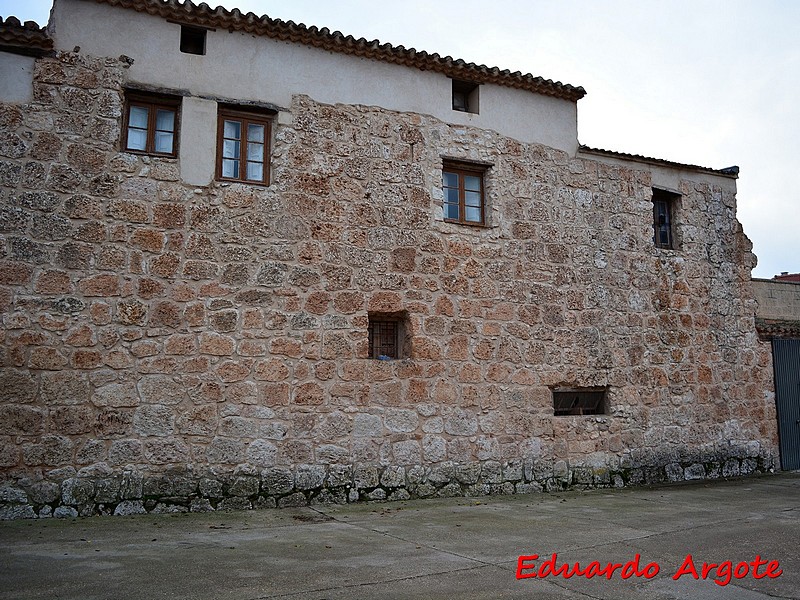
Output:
0,51,779,519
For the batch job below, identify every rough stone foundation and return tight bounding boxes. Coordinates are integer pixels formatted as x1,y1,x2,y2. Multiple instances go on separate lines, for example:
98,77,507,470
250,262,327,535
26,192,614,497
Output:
0,454,776,520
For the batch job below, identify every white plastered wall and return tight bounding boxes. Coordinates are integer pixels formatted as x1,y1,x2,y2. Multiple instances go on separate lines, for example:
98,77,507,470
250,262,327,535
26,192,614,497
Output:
178,96,217,186
0,52,36,103
51,0,579,172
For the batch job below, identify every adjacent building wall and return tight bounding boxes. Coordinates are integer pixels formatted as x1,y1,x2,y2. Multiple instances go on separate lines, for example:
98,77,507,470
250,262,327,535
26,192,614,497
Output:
753,279,800,322
0,3,779,519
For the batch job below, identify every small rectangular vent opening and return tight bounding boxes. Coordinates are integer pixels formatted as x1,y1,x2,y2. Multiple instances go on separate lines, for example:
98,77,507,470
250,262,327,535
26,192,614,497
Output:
452,79,480,114
552,387,608,416
180,26,206,55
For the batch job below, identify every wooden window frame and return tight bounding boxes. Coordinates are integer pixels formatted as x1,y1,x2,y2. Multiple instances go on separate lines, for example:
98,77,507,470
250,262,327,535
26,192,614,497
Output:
216,108,272,186
442,162,486,226
123,93,180,158
653,188,678,249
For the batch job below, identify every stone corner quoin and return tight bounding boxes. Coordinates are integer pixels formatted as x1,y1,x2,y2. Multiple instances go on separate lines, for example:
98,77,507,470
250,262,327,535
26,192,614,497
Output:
0,0,779,519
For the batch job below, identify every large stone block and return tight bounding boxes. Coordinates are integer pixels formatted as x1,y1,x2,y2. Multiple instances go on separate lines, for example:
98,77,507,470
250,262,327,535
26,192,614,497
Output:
243,439,276,467
61,478,95,505
133,405,175,437
262,467,294,495
384,409,418,433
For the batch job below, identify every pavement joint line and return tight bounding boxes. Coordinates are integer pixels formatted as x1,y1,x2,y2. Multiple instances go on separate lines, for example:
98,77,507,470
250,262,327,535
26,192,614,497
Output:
250,563,502,600
312,500,766,572
307,505,648,570
306,504,502,570
313,507,745,576
547,579,606,600
601,514,749,536
760,588,800,600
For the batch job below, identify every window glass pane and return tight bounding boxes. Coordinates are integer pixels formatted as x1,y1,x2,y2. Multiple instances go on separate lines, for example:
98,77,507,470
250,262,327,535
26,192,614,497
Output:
223,120,241,139
465,191,481,207
443,172,458,188
154,131,173,154
247,142,264,163
465,175,481,191
445,188,459,203
126,128,147,151
155,109,175,132
445,203,460,220
128,106,149,129
223,139,240,159
222,158,238,178
465,206,481,222
247,123,265,143
246,161,263,181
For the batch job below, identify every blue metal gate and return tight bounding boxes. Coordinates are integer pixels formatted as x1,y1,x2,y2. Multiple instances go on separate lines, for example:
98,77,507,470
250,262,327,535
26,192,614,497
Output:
773,339,800,471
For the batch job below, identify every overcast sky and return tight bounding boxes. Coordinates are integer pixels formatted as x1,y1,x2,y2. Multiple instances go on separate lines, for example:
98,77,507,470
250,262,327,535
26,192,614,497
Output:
3,0,798,278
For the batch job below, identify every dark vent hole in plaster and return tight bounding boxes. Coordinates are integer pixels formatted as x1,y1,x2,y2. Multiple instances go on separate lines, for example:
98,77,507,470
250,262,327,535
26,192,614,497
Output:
180,26,206,55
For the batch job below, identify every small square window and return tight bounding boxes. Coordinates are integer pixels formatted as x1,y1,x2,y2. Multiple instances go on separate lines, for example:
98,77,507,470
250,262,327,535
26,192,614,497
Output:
123,93,179,157
653,188,678,249
442,161,486,226
452,79,479,114
552,388,608,416
216,107,272,186
368,312,410,360
180,26,206,55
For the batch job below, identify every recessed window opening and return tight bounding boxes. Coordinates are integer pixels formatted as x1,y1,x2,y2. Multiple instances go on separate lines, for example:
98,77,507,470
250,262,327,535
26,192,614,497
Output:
368,311,410,360
452,79,480,114
552,387,608,416
180,26,206,55
652,188,679,249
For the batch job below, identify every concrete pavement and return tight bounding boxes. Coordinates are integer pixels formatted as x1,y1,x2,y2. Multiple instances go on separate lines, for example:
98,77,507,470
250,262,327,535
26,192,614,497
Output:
1,473,798,599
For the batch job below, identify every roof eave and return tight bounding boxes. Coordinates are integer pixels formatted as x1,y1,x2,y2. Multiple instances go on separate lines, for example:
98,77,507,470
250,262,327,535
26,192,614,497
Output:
579,145,739,178
0,16,54,57
87,0,586,101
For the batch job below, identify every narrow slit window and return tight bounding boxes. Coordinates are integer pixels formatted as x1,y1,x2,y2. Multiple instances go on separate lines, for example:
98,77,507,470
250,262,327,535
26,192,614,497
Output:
652,188,678,249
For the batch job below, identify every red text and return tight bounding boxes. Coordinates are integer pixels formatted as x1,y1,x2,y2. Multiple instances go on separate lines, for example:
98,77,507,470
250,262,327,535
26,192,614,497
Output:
516,553,659,580
672,554,782,587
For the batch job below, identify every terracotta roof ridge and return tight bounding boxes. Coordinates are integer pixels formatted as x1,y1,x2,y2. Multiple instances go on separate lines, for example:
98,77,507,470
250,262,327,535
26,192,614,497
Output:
579,144,739,177
0,15,47,29
0,14,53,55
87,0,586,101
